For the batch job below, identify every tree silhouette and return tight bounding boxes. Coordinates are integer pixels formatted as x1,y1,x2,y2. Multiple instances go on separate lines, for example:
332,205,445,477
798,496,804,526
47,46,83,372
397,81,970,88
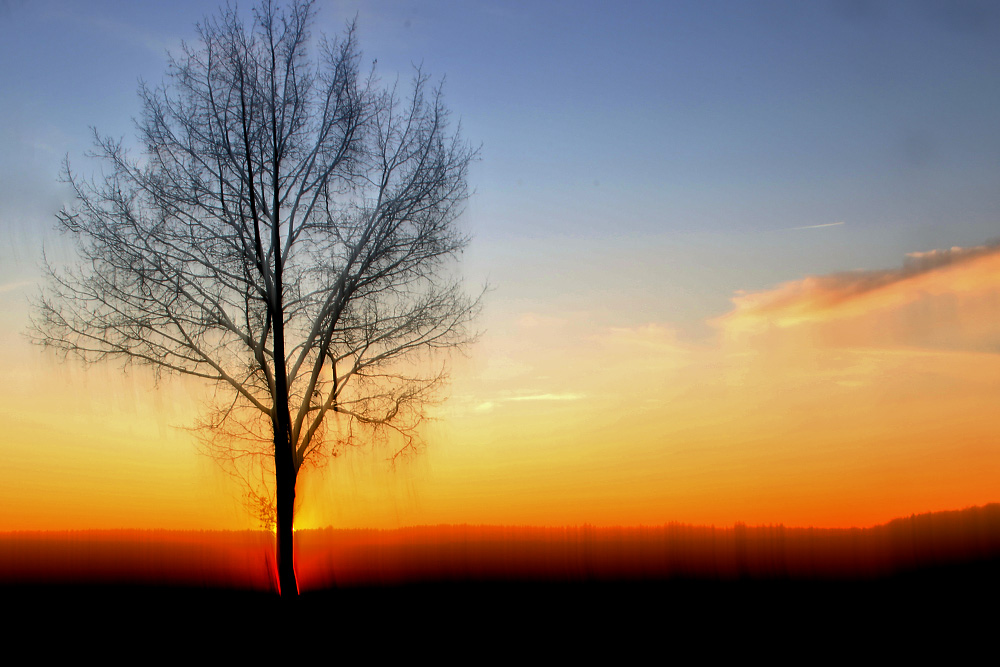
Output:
31,0,478,596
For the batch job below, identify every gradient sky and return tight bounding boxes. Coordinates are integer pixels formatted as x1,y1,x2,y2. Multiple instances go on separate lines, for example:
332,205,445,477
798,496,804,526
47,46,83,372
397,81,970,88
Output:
3,0,1000,531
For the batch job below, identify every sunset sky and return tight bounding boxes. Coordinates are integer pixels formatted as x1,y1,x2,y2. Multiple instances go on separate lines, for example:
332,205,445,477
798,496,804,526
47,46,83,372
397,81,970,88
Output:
3,0,1000,532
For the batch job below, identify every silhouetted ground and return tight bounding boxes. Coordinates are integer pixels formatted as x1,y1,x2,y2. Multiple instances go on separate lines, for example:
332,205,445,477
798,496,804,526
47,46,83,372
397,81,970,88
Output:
4,506,999,652
4,564,996,655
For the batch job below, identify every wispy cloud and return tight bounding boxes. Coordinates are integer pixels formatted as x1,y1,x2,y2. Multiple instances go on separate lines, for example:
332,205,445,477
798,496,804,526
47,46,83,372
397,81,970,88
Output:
780,221,845,231
0,280,32,294
505,393,586,402
716,243,1000,350
600,323,684,352
473,392,585,413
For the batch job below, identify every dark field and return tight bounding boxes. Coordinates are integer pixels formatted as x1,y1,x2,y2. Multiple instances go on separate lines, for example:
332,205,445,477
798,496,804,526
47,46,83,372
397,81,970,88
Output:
4,505,998,648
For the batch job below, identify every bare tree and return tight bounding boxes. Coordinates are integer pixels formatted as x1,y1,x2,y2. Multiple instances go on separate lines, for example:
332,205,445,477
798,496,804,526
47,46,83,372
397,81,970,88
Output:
31,0,478,596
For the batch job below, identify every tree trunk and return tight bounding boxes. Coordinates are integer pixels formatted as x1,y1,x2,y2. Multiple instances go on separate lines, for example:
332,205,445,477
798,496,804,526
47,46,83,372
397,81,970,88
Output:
275,419,299,597
270,192,298,596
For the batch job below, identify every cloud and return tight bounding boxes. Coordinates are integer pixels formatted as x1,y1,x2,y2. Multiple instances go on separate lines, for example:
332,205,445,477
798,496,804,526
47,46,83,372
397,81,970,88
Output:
716,243,1000,352
517,312,566,329
601,323,681,350
504,393,586,402
0,280,32,294
472,392,585,414
781,221,845,231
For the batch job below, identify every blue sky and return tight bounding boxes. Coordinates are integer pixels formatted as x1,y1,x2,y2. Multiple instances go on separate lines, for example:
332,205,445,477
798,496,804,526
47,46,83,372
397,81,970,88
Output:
6,1,1000,335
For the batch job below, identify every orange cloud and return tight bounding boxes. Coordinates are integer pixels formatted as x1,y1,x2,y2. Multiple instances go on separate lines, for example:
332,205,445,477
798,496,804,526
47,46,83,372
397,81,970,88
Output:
717,243,1000,352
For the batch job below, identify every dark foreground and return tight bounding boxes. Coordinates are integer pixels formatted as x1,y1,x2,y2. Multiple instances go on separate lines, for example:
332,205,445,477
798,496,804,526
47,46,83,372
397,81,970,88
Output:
5,505,999,651
5,558,998,655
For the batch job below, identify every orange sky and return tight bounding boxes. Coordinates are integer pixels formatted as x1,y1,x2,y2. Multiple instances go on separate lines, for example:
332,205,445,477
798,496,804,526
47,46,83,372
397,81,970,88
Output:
4,243,1000,532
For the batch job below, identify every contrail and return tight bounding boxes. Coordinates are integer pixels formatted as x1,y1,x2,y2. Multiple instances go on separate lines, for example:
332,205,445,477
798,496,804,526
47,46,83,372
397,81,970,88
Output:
782,221,845,231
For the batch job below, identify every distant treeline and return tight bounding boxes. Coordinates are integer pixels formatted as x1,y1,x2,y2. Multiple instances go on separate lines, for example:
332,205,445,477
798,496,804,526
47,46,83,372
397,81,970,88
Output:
298,504,1000,588
3,505,1000,590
